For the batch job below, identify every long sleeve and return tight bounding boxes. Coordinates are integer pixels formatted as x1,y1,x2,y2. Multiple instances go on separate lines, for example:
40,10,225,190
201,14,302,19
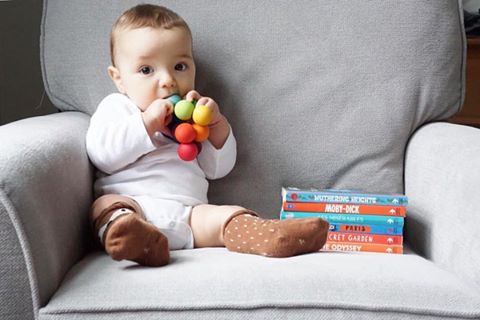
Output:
197,126,237,180
86,93,156,174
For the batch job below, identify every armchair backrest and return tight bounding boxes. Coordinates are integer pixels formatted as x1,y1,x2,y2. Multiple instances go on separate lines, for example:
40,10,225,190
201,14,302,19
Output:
41,0,465,216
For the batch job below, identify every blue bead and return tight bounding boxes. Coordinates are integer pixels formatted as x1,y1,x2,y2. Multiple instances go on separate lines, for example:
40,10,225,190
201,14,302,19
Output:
168,94,181,105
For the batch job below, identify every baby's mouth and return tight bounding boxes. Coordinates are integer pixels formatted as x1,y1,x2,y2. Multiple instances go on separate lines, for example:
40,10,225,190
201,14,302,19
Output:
162,93,180,99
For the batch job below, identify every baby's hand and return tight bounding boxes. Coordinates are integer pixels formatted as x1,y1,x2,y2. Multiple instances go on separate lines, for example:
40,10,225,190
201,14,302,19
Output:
142,98,174,137
185,90,223,126
185,90,230,149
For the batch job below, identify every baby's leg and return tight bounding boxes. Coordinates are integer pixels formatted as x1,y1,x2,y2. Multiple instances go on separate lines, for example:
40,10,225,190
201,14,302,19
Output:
90,194,169,267
190,204,248,247
190,204,329,257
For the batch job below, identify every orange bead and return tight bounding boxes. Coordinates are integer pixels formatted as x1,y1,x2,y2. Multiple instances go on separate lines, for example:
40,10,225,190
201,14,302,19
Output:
192,124,209,142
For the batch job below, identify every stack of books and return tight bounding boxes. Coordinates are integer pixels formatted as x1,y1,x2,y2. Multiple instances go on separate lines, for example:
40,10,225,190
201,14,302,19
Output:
280,187,407,254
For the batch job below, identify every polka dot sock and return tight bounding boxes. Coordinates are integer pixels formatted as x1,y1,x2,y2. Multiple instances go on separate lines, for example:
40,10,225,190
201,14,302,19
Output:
223,214,329,257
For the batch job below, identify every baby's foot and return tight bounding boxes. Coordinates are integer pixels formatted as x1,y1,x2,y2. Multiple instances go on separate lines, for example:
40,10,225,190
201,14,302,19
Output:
224,215,329,257
104,213,170,267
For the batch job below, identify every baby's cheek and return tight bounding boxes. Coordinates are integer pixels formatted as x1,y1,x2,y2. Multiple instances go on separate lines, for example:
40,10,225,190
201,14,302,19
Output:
133,94,156,112
135,99,150,111
181,88,195,99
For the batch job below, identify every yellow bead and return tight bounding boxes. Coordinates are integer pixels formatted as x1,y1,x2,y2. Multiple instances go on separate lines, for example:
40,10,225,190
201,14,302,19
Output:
192,105,212,126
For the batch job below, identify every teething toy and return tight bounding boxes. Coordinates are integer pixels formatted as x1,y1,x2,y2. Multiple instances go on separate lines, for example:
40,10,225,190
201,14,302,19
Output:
174,123,196,144
192,105,213,126
166,94,213,161
192,123,209,142
169,94,182,105
177,143,199,161
174,100,195,121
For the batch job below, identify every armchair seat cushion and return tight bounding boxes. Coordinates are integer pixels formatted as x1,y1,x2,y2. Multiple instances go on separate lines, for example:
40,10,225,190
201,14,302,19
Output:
39,248,480,320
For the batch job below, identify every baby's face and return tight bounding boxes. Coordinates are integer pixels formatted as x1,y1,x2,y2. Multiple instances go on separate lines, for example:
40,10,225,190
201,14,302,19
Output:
110,26,195,111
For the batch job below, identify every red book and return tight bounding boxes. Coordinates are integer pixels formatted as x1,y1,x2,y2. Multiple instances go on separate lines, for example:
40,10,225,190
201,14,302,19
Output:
327,232,403,245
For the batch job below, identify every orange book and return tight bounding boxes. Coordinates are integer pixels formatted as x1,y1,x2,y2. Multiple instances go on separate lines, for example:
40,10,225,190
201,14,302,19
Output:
327,232,403,245
283,201,406,217
322,242,403,254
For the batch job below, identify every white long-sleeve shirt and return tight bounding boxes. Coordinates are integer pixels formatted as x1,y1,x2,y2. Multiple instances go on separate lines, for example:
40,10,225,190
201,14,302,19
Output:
86,93,237,206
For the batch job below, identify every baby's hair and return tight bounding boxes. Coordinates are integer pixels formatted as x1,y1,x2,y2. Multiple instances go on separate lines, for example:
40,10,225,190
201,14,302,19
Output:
110,4,191,66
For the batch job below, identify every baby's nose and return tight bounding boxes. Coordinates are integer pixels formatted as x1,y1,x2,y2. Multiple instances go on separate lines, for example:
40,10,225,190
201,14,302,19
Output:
158,72,176,88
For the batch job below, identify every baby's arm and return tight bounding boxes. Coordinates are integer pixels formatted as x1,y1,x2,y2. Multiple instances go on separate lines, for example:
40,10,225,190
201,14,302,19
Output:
207,115,231,149
86,94,160,174
197,127,237,179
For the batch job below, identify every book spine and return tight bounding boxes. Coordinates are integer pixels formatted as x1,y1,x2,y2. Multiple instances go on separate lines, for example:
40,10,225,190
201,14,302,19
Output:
280,210,404,226
283,201,406,217
327,232,403,245
329,223,403,235
284,190,408,206
322,242,403,254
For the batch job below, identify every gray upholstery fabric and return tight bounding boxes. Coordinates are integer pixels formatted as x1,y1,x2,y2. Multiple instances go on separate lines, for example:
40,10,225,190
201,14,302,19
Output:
39,249,480,320
0,112,93,317
405,122,480,290
41,0,465,217
0,199,35,320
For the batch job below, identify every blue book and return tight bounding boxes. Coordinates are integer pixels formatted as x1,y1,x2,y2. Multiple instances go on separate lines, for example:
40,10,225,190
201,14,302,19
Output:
282,187,408,206
280,210,404,227
329,223,403,235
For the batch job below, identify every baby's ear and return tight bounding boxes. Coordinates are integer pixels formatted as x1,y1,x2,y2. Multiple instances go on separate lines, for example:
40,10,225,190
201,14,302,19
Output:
107,66,126,94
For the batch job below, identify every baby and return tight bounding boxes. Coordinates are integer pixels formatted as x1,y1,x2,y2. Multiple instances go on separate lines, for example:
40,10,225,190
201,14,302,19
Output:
86,4,329,267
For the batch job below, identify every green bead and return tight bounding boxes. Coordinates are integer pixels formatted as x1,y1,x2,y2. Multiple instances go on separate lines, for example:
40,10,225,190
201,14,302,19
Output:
174,100,195,120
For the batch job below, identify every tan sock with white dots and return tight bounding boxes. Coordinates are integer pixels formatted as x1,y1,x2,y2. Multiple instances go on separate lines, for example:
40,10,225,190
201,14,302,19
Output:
223,214,329,257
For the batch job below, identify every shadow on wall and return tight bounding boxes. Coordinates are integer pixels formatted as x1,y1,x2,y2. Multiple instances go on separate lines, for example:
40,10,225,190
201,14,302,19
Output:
464,0,480,13
0,0,56,125
465,10,480,36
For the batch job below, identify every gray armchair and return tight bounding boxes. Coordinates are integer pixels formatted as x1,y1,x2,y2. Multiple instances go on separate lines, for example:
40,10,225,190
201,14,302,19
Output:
1,1,479,319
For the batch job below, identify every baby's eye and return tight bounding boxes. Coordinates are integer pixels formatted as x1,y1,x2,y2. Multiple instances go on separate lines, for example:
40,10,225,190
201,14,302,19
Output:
139,66,154,75
174,63,188,71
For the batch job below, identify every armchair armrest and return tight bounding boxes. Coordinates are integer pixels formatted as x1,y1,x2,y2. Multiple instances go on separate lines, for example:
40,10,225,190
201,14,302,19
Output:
405,122,480,289
0,112,93,320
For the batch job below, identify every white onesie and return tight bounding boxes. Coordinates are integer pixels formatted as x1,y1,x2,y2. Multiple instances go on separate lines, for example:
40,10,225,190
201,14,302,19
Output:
86,93,237,249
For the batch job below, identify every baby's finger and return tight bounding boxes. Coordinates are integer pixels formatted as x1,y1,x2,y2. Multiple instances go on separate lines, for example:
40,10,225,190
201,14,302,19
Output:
166,103,174,115
196,97,210,107
185,90,201,102
164,113,173,126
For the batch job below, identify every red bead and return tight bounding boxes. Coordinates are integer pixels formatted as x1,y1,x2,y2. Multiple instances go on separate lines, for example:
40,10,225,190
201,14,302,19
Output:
174,123,196,144
177,143,198,161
